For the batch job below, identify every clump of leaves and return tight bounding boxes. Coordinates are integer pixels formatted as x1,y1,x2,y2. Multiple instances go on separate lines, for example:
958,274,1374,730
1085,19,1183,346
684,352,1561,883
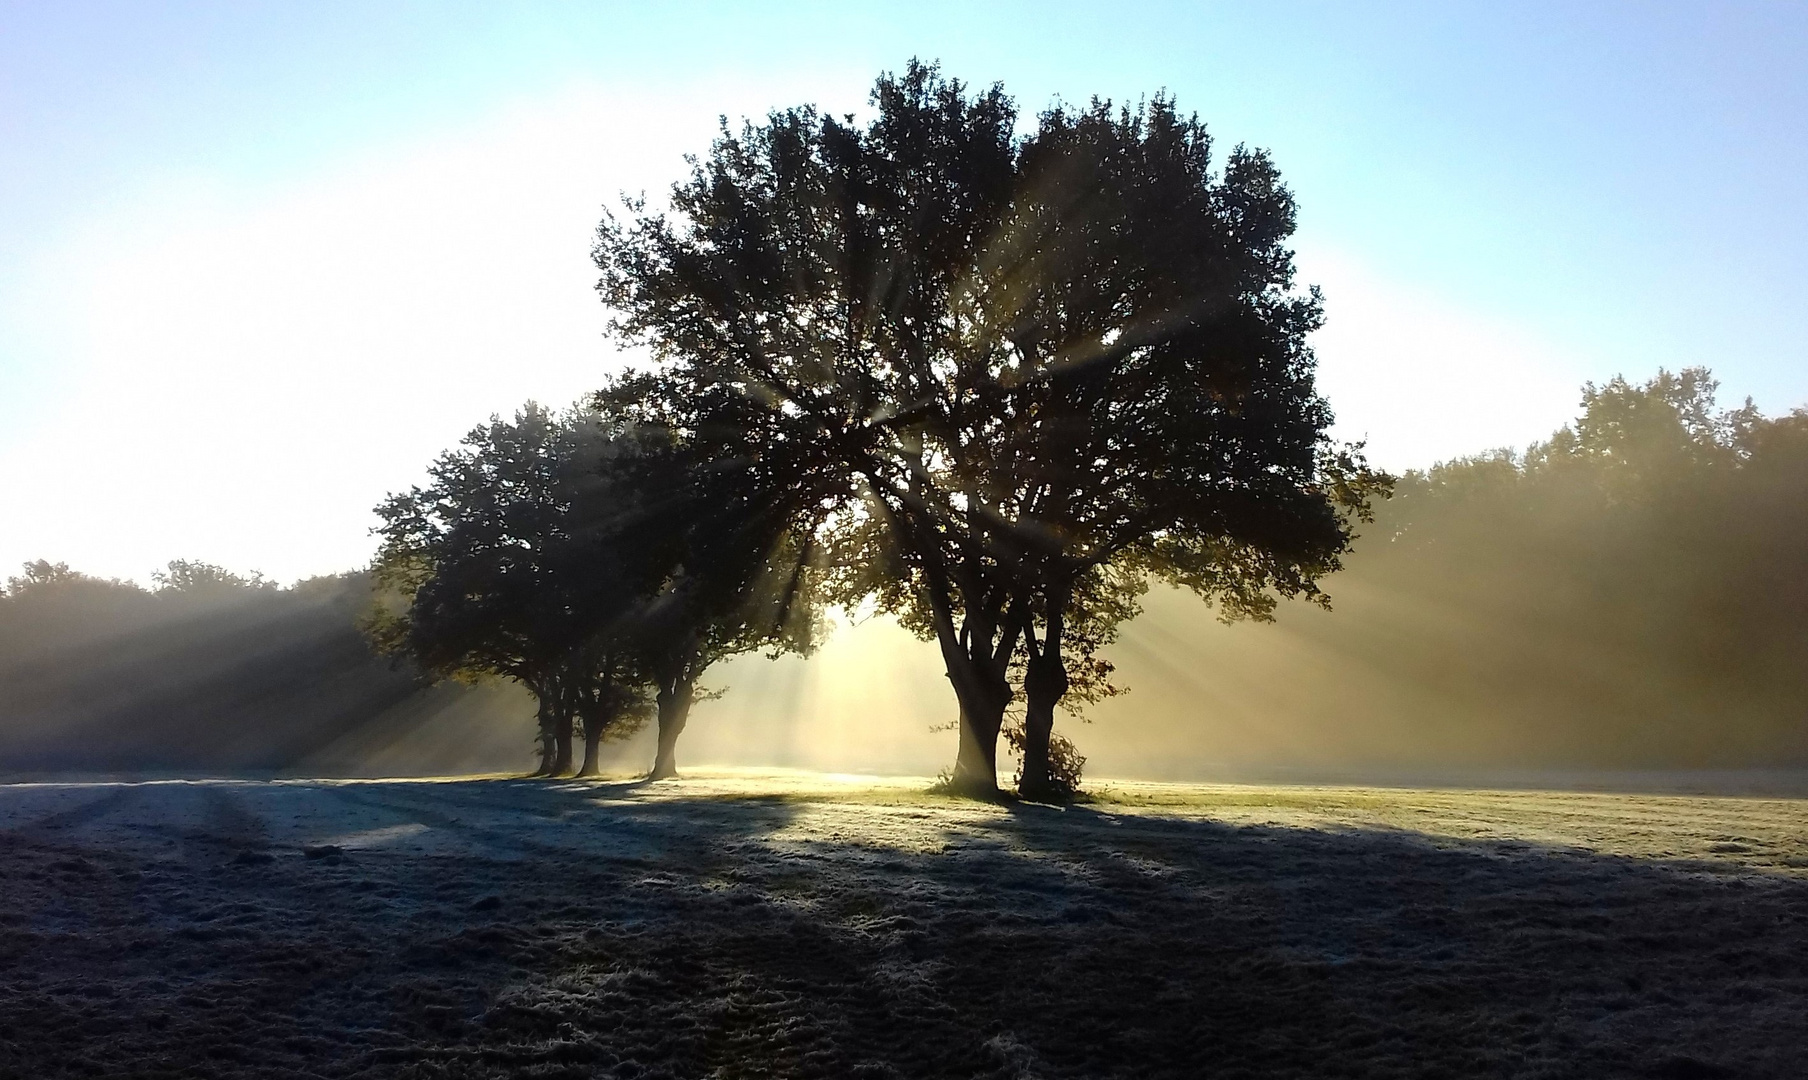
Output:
1002,721,1086,802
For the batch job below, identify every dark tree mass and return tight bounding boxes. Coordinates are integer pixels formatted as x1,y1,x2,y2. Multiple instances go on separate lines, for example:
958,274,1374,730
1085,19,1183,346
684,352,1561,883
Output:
1117,367,1808,773
0,561,463,775
365,391,824,782
593,61,1383,796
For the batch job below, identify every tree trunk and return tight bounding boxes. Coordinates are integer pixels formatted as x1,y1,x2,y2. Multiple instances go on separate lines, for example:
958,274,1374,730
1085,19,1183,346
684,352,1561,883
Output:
864,483,1016,798
576,714,603,777
951,699,1007,794
939,608,1021,798
529,695,555,777
551,704,574,777
944,629,1015,796
1019,580,1071,801
649,681,694,780
1019,653,1068,799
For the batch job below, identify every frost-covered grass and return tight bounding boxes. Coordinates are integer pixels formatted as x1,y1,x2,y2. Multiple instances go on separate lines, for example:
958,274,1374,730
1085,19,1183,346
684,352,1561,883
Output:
1,770,1803,1078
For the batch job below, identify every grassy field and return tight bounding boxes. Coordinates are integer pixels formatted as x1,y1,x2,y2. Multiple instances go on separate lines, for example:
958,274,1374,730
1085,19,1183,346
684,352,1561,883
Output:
1,770,1803,1078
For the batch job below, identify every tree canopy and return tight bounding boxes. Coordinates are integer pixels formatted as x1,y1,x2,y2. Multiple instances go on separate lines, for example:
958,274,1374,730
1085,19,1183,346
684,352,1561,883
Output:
594,61,1383,795
368,390,824,778
369,403,653,774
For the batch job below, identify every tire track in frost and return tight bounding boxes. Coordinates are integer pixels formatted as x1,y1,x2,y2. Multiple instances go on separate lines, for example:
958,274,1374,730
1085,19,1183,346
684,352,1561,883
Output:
5,783,141,838
319,782,586,860
197,783,268,853
323,781,702,867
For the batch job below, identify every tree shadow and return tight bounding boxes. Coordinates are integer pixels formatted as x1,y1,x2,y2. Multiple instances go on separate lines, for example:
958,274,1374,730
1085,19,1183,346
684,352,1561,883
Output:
2,779,1800,1079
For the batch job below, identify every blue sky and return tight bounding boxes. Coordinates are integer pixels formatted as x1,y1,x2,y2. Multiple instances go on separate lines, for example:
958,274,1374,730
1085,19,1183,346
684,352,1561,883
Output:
3,1,1805,582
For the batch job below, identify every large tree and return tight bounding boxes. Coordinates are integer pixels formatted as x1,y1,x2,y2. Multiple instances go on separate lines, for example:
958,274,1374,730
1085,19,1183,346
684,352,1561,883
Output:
594,62,1382,796
975,100,1386,796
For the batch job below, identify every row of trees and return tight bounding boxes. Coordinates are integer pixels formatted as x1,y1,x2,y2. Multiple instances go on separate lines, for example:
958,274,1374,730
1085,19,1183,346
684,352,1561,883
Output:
365,396,824,780
371,63,1384,797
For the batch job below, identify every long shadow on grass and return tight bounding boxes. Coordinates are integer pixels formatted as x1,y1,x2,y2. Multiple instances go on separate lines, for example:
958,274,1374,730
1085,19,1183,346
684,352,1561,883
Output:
935,800,1806,1080
2,781,1803,1080
404,786,1808,1080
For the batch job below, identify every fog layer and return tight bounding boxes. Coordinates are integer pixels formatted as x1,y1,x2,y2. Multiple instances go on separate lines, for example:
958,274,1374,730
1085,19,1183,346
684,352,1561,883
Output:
1080,369,1808,777
0,562,533,777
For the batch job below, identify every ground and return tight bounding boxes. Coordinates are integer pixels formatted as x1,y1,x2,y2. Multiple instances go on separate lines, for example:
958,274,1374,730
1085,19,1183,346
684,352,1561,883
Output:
0,770,1804,1079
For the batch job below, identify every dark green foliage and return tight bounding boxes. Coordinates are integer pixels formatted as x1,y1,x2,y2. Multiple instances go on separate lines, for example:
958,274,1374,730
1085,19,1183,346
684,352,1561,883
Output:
367,387,825,777
368,402,662,774
593,60,1383,794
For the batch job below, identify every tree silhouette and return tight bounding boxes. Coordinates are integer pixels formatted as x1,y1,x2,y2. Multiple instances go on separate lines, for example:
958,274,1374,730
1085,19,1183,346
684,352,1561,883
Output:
369,384,826,779
981,99,1390,796
594,61,1384,795
152,559,272,594
594,374,828,779
368,404,659,776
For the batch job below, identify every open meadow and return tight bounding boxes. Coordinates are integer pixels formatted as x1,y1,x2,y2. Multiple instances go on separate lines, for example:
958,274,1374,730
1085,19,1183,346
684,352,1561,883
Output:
7,10,1808,1080
1,771,1803,1079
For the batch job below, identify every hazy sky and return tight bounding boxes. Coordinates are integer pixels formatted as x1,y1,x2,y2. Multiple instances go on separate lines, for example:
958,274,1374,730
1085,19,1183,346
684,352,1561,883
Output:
3,1,1805,584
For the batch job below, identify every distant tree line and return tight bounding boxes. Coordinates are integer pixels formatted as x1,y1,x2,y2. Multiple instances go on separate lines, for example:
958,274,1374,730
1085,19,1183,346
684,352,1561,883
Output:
0,561,446,774
1079,365,1808,775
1304,368,1808,766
